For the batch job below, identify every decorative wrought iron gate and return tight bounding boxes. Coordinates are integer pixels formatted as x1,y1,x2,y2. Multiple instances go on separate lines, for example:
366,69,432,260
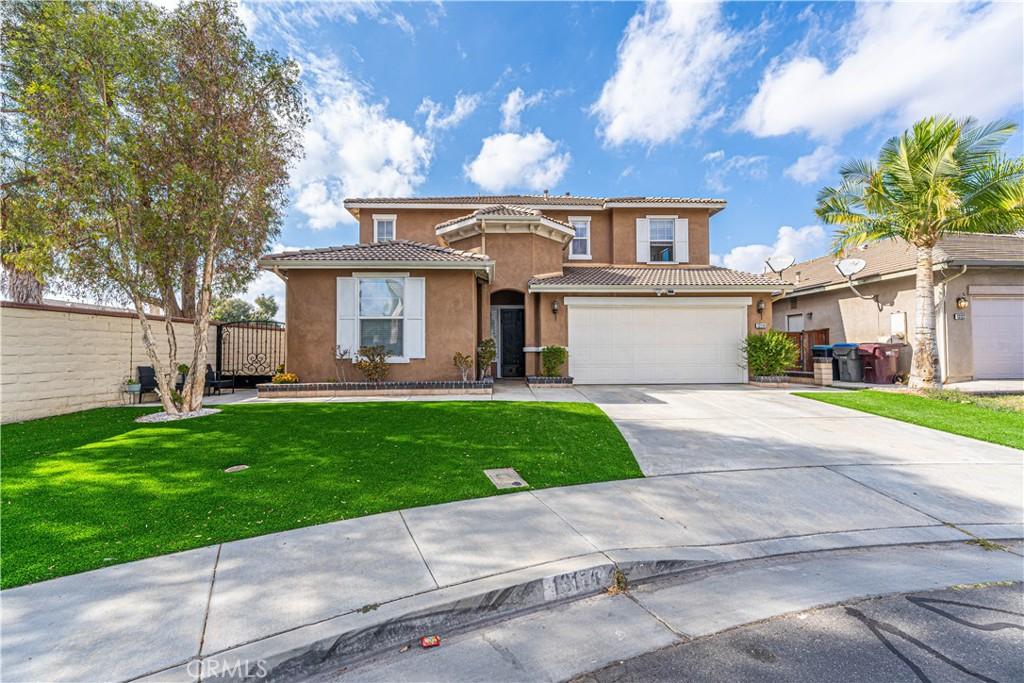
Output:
216,320,286,384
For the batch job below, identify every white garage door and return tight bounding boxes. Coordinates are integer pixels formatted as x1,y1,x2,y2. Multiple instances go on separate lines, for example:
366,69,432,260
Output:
972,296,1024,379
567,297,750,384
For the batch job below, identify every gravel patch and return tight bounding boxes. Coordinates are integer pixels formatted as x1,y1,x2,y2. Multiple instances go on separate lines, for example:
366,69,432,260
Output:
135,408,221,423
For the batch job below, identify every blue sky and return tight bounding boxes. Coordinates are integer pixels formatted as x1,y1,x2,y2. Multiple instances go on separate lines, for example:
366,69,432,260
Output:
236,0,1023,307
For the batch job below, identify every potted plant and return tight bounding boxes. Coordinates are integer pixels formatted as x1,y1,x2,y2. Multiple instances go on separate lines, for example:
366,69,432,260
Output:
177,363,190,384
122,375,141,393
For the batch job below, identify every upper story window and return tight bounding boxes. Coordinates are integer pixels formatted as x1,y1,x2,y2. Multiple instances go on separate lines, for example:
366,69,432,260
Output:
648,217,675,262
568,216,591,260
373,214,396,242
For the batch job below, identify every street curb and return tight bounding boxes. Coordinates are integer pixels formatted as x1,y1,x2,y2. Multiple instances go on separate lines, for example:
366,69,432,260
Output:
173,526,1022,682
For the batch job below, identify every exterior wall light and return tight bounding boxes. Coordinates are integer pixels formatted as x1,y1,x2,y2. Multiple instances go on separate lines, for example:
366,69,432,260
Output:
956,296,969,310
756,299,766,313
551,299,560,315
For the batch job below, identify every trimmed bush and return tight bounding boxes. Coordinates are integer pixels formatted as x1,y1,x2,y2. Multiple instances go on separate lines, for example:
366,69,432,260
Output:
741,330,799,379
540,345,568,377
477,338,497,377
271,372,299,384
355,345,391,382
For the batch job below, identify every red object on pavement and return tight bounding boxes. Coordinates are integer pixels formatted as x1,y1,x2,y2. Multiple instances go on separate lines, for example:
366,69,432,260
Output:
858,343,902,384
420,635,442,648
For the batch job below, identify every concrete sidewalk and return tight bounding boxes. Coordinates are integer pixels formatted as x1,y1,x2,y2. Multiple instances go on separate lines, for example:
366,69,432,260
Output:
3,457,1021,682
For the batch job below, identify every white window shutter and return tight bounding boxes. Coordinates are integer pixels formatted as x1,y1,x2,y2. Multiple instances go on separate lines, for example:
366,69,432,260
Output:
636,218,650,263
404,277,426,359
337,277,357,359
674,218,689,263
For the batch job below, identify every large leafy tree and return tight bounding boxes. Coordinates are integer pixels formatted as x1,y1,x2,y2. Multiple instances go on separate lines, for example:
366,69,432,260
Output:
816,116,1024,389
6,0,305,414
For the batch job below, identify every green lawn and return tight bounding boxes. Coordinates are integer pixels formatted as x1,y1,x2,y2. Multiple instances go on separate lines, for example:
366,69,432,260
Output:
1,401,640,588
795,390,1024,450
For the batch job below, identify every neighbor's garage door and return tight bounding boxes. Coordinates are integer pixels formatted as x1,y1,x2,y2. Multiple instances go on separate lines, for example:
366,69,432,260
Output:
972,296,1024,379
567,297,750,384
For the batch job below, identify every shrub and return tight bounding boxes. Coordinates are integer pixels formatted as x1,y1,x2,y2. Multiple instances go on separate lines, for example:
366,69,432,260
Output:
741,330,799,379
355,345,391,382
477,338,497,377
540,346,568,377
177,363,190,377
271,372,299,384
453,351,473,382
333,346,351,383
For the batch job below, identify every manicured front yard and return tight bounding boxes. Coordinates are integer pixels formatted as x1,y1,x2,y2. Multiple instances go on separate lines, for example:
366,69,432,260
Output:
1,401,640,588
795,390,1024,450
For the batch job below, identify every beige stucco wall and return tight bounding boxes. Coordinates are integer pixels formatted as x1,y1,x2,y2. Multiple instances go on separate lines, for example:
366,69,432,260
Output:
0,303,218,423
774,267,1024,381
284,268,479,383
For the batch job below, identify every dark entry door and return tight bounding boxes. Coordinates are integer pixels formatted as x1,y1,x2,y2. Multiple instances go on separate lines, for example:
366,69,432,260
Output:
500,308,525,377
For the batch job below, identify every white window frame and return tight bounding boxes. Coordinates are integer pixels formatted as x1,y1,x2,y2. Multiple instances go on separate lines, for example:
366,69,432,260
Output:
372,214,397,242
357,275,407,362
567,216,591,260
647,215,676,263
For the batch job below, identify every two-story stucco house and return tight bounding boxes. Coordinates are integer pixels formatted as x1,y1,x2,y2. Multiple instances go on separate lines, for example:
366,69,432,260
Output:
259,194,783,384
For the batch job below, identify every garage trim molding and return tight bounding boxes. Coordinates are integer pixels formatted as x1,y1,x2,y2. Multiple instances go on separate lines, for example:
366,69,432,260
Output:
564,296,753,307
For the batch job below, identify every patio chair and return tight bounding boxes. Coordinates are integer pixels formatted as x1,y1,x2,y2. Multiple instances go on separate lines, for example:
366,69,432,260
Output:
137,366,159,400
205,364,235,395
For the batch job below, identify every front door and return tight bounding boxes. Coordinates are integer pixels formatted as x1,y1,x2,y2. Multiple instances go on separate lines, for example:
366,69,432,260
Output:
499,308,525,377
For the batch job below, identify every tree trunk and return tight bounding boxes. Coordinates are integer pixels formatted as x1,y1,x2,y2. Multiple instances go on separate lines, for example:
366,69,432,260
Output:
182,246,216,412
2,263,44,304
910,245,941,390
132,298,181,415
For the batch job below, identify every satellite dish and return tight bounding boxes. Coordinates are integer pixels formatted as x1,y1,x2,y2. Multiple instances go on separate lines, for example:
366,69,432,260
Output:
835,258,867,278
765,254,796,274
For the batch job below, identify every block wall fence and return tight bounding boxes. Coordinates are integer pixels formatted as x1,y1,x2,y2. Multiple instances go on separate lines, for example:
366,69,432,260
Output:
1,302,219,423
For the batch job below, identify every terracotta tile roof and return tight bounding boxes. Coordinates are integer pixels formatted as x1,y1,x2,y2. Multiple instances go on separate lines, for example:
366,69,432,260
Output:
261,240,490,263
435,204,575,231
344,194,726,209
530,266,785,289
603,196,726,204
785,233,1024,293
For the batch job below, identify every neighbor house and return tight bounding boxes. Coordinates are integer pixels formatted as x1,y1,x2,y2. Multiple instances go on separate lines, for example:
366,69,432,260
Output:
260,194,784,385
772,233,1024,383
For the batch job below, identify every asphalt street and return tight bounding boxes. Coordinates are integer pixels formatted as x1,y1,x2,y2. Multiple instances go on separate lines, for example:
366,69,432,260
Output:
574,582,1024,683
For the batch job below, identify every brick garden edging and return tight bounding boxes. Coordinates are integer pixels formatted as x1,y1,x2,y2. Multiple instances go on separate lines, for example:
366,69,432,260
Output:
526,376,574,387
257,378,494,398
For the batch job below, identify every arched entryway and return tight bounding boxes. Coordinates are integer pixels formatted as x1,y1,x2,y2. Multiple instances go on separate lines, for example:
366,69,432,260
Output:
490,290,525,378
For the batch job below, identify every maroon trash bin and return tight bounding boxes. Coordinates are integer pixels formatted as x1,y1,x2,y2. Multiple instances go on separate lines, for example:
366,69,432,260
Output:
859,343,902,384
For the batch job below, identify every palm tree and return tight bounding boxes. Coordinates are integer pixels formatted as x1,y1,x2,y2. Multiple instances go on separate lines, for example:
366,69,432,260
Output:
815,116,1024,389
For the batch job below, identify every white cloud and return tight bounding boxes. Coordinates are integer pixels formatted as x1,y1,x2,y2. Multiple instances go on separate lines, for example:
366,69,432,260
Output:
417,92,482,132
784,145,840,185
591,1,740,146
703,153,768,193
290,54,432,230
500,88,545,131
740,2,1024,140
714,225,826,274
464,130,571,193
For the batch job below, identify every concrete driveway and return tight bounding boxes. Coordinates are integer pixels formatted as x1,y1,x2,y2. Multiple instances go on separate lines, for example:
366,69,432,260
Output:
576,385,1020,476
